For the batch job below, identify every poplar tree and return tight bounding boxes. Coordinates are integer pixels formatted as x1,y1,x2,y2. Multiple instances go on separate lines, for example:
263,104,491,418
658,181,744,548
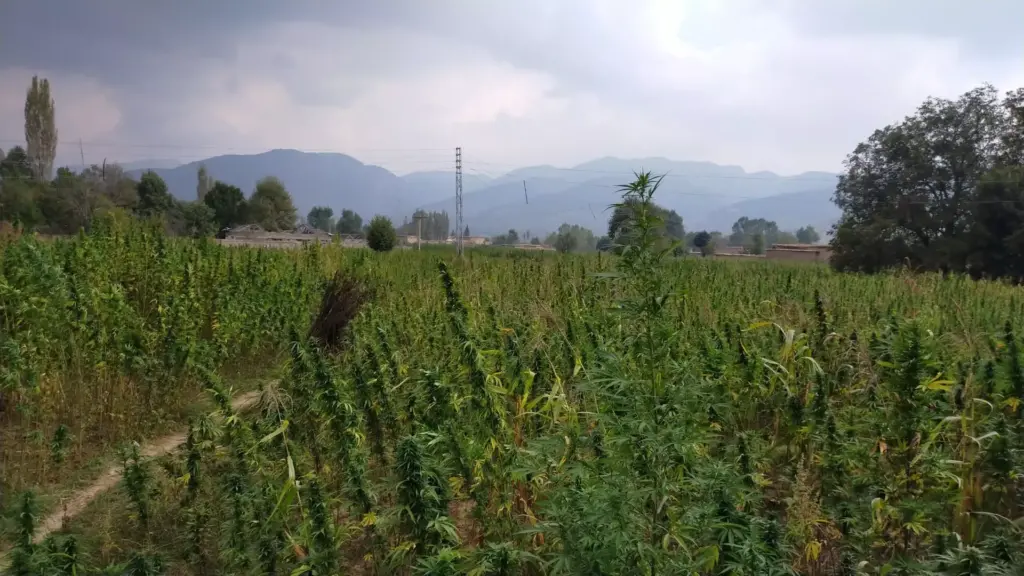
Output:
24,76,57,182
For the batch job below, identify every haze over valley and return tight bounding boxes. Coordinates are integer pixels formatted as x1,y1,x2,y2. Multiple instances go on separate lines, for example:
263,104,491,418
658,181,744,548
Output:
125,150,840,237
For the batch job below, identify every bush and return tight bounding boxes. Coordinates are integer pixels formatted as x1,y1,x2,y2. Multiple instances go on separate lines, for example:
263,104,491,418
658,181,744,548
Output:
366,215,397,252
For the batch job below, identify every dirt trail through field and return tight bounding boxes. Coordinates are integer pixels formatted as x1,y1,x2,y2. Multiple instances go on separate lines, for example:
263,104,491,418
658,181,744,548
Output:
28,390,262,545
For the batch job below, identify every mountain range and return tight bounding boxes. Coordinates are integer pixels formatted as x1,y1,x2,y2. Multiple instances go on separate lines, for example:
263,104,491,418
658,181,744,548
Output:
127,149,841,238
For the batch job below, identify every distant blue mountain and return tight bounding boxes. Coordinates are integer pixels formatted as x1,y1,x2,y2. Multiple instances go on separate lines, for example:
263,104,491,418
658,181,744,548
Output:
126,150,839,236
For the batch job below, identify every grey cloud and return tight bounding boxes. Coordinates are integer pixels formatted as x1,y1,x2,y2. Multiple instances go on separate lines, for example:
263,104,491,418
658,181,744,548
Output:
1,1,1022,173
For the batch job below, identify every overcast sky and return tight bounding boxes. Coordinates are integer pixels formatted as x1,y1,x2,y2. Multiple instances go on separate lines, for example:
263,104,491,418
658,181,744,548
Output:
1,0,1022,175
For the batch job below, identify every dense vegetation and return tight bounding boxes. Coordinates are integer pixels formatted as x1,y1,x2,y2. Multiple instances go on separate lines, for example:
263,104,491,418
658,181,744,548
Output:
831,84,1024,280
2,175,1023,575
0,215,334,506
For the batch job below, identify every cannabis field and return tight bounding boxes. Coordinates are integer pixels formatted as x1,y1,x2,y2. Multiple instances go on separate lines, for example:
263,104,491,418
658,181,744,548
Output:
2,180,1024,575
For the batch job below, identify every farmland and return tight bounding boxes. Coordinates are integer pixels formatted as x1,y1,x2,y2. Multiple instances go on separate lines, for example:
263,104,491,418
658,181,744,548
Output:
2,182,1024,575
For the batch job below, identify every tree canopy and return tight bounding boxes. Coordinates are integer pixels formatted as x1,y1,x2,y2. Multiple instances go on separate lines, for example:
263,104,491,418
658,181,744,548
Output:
204,181,248,231
366,215,397,252
136,171,175,218
607,198,684,253
335,209,364,236
398,210,450,241
544,223,597,253
248,176,297,231
831,83,1024,279
796,226,820,244
307,206,334,232
24,76,57,182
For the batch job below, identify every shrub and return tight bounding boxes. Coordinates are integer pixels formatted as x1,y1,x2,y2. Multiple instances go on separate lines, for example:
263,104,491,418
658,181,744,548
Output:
366,215,397,252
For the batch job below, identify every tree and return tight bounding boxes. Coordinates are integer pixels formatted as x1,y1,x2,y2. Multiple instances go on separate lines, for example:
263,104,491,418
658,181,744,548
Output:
729,217,781,247
492,229,522,245
136,171,175,218
464,225,470,237
832,84,1019,274
544,223,597,252
553,231,578,253
751,233,765,255
0,146,31,181
366,215,397,252
596,236,612,251
398,210,450,240
43,168,95,233
0,179,42,228
796,226,820,244
530,237,541,245
196,164,212,201
248,176,297,231
82,163,138,212
204,181,248,231
307,206,334,232
24,76,57,181
963,167,1024,280
176,201,216,238
336,209,363,236
607,199,683,252
692,230,715,256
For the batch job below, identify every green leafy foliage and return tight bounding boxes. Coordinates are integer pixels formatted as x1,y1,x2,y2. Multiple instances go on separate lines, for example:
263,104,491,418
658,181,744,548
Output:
203,181,248,231
306,206,334,233
3,173,1024,575
832,83,1024,279
335,208,363,235
247,176,297,231
366,215,397,252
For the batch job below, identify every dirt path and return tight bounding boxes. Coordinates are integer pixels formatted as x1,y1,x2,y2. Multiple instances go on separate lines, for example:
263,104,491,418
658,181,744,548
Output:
30,390,262,545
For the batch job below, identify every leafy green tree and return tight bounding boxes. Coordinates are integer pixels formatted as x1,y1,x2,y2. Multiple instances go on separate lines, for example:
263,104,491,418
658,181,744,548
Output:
136,171,175,218
0,179,42,228
1,146,32,181
463,225,470,237
553,231,578,253
692,230,715,256
307,206,334,232
176,201,217,238
831,84,1024,274
608,199,683,251
366,215,397,252
751,233,765,255
203,181,247,231
248,176,296,231
196,164,212,202
796,226,820,244
596,235,612,251
544,223,597,252
398,210,450,240
82,164,138,212
963,167,1024,280
40,167,106,233
335,209,363,235
24,76,57,181
530,236,541,245
492,229,520,245
729,217,781,247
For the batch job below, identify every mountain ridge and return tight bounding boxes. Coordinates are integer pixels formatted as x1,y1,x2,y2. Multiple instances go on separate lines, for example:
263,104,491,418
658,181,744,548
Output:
126,149,839,237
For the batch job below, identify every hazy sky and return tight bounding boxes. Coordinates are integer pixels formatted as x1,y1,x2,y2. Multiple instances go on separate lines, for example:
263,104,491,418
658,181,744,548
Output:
1,0,1022,175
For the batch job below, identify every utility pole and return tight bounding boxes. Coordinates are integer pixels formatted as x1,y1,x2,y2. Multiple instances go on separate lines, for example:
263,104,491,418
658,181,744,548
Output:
413,212,426,251
455,147,463,256
78,138,85,169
